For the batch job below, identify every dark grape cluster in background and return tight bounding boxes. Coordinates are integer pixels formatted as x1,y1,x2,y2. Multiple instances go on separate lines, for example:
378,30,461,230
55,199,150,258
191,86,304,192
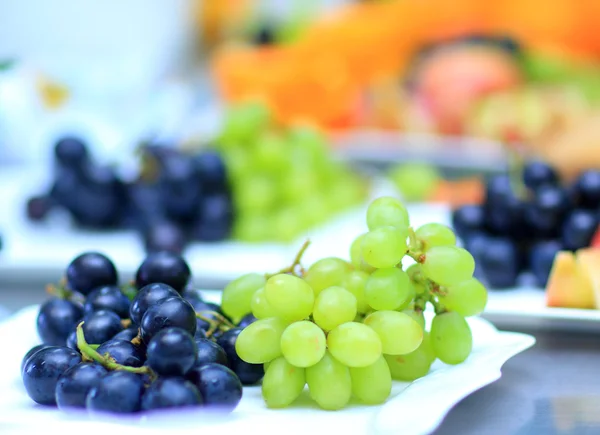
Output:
25,137,233,254
22,251,259,415
452,162,600,289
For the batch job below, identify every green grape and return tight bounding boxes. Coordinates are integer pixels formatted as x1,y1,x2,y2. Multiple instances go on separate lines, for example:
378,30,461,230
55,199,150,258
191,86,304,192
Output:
235,175,278,214
280,321,326,367
366,196,410,231
221,273,266,323
222,146,251,180
364,311,423,355
350,234,376,272
430,311,473,365
264,274,314,321
327,322,382,367
327,177,365,212
401,308,426,330
251,287,278,319
421,246,475,286
439,278,488,317
222,100,271,142
304,257,351,296
389,163,440,202
281,168,319,202
415,223,456,249
341,270,370,314
253,132,289,173
306,351,352,410
361,226,408,268
297,194,332,228
272,207,304,243
384,333,436,381
350,355,392,405
262,357,306,408
289,123,328,157
365,268,412,311
235,317,288,363
233,214,272,242
313,286,357,331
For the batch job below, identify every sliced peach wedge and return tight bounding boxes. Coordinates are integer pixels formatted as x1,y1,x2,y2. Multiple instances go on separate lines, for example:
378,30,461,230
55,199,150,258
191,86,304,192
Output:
545,250,595,309
574,248,600,309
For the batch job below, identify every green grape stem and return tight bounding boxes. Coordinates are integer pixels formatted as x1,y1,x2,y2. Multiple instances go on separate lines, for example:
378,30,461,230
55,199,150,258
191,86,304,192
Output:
76,322,157,380
429,298,447,315
45,278,83,303
121,283,138,302
266,239,311,278
196,311,235,337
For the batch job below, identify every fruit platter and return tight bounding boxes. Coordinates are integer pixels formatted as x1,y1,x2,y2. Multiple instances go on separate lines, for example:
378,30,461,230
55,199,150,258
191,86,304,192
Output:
0,196,534,434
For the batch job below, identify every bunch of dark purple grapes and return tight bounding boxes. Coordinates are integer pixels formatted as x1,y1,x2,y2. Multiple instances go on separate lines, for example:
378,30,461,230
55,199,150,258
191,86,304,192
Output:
22,251,261,415
26,137,234,254
452,162,600,289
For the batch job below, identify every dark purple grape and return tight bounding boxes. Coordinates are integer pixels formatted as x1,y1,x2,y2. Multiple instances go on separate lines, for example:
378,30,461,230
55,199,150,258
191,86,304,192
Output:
66,329,79,352
66,252,118,296
159,154,202,221
22,346,82,405
186,363,242,413
141,378,202,411
573,170,600,209
135,252,191,293
21,345,51,374
55,362,107,409
524,186,569,237
36,298,83,346
522,161,558,191
96,339,145,367
529,240,563,287
238,313,257,328
113,327,139,342
146,327,197,376
195,151,228,191
561,209,597,251
195,338,229,367
143,221,187,255
86,371,145,414
451,204,485,239
140,297,197,343
129,283,180,326
84,285,130,319
82,310,123,344
478,237,519,289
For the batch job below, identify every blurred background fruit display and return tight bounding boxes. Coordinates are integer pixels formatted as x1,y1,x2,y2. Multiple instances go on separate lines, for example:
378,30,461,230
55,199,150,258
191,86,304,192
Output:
208,0,600,179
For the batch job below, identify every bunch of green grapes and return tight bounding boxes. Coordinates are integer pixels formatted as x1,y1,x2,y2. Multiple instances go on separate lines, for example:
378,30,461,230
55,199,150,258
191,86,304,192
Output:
220,196,488,410
215,100,367,243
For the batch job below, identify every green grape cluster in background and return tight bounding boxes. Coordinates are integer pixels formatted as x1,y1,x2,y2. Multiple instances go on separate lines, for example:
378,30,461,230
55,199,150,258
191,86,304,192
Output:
220,195,488,410
214,101,368,243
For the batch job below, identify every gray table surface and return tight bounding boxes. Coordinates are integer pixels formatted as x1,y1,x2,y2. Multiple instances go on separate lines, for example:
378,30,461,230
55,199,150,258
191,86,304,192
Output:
2,287,600,435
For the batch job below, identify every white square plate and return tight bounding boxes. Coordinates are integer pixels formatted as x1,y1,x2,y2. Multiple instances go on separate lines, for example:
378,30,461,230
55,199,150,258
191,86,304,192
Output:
0,292,534,435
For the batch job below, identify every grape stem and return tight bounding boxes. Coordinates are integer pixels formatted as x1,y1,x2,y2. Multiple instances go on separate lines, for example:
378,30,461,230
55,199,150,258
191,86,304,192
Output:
76,321,157,380
121,283,138,301
266,239,311,278
196,311,235,338
429,298,447,315
46,282,87,306
121,319,132,328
